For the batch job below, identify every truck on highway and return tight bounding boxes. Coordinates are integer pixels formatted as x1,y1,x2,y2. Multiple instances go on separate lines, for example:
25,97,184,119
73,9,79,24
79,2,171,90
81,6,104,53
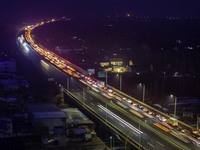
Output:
167,117,178,126
190,128,200,140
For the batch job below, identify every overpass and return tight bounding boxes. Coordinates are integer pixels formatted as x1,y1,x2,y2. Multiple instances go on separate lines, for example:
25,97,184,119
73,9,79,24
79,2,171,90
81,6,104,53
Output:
16,18,200,150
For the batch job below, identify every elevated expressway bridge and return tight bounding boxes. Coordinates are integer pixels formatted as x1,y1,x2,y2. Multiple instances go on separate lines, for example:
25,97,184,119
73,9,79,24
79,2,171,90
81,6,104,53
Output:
17,18,200,150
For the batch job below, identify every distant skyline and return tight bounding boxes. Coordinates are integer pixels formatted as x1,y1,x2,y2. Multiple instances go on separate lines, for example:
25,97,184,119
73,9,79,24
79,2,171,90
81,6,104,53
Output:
1,0,200,21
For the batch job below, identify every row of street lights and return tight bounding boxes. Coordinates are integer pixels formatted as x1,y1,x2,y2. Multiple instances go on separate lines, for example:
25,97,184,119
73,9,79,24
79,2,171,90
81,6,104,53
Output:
105,72,123,91
105,72,179,119
170,95,200,133
105,70,199,132
105,71,145,102
105,71,146,102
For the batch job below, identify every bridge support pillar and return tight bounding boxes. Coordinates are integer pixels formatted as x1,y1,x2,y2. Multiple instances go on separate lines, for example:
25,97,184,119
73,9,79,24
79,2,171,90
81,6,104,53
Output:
67,77,70,91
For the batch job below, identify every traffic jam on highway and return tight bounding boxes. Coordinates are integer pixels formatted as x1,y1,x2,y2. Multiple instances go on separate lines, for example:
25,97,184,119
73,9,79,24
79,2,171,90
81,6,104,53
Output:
18,18,200,147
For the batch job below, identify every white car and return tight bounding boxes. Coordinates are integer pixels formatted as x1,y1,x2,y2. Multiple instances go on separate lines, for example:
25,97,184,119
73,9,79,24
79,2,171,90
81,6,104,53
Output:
126,99,132,104
143,107,148,112
159,116,167,122
107,89,113,93
148,111,153,115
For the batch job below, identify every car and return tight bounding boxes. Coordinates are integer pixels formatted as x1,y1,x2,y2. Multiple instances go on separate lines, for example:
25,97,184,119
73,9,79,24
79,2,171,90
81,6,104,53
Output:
132,103,138,106
122,97,127,100
159,116,166,122
115,96,122,101
108,93,114,97
143,107,148,112
177,127,185,133
126,99,132,104
138,105,143,109
107,89,113,93
102,86,107,90
155,113,160,118
147,110,153,115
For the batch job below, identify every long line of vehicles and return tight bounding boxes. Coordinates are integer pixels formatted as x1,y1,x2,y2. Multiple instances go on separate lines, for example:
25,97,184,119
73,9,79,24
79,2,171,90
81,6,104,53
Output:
18,18,200,147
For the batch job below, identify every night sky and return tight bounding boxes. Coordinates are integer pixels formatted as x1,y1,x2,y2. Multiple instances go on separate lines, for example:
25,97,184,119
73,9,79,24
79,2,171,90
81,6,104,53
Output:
1,0,200,20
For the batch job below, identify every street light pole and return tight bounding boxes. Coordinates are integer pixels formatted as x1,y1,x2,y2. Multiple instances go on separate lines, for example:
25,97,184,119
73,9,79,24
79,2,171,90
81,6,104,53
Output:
142,84,145,103
139,121,141,144
174,96,177,118
83,88,85,100
170,94,177,118
110,136,113,150
106,103,108,123
197,115,200,133
139,83,145,103
67,77,69,91
119,74,122,91
105,71,107,85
